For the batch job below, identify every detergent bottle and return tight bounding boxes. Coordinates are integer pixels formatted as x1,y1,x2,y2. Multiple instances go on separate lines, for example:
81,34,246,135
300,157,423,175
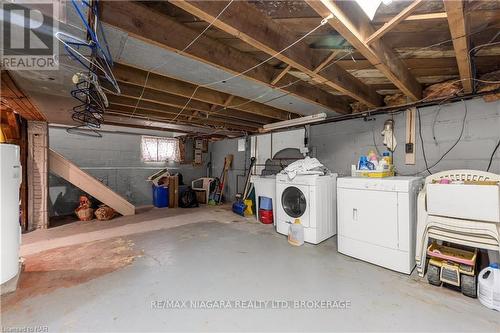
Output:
288,219,304,246
478,263,500,311
358,156,369,170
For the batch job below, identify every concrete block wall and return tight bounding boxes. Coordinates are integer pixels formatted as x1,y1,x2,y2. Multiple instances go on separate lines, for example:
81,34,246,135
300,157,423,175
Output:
210,98,499,200
48,127,208,215
311,98,499,177
208,137,249,201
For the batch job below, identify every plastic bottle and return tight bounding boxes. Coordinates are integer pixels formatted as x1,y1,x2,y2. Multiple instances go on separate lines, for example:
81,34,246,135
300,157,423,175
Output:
382,151,392,165
288,219,304,246
478,263,500,311
358,156,369,170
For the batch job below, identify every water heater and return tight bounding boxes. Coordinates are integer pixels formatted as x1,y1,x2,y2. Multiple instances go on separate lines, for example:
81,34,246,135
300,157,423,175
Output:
0,144,22,284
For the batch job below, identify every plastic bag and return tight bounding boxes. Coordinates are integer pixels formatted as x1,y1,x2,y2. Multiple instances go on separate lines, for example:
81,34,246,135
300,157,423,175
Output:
288,219,304,246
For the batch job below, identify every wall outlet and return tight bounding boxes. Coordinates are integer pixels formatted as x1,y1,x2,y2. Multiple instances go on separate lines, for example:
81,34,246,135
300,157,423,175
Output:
405,143,414,154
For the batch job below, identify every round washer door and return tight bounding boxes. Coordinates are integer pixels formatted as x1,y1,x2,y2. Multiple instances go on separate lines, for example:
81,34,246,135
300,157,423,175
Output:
281,186,307,218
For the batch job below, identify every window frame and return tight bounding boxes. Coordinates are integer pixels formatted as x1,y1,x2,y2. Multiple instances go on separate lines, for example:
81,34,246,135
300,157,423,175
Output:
141,136,180,163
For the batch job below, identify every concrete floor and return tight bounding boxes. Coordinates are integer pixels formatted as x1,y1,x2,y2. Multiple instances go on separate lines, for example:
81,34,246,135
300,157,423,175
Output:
2,207,499,332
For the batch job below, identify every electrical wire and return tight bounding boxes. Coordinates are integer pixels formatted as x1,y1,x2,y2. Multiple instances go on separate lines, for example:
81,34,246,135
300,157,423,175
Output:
62,21,499,131
56,8,500,135
417,102,431,174
129,0,236,119
486,139,500,172
169,15,334,122
209,27,500,121
416,99,468,175
209,50,355,118
431,93,460,145
371,122,382,156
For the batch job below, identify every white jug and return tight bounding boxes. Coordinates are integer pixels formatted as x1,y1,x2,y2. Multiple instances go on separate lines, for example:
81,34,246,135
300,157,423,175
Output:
478,263,500,312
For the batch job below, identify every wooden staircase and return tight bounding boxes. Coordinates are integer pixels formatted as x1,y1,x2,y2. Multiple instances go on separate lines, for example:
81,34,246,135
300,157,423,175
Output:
49,149,135,216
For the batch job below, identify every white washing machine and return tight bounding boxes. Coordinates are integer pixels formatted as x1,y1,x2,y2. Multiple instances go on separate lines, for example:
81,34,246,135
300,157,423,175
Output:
276,173,337,244
337,177,422,274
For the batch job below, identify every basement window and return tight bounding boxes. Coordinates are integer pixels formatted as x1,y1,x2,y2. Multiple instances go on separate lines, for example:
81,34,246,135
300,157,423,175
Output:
141,136,180,162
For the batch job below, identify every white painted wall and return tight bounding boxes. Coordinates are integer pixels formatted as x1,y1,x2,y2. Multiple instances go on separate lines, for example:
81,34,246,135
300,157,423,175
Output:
250,128,305,174
311,98,500,176
210,97,500,201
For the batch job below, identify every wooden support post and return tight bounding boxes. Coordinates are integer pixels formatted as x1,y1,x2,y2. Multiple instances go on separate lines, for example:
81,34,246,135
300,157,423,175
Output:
27,121,49,230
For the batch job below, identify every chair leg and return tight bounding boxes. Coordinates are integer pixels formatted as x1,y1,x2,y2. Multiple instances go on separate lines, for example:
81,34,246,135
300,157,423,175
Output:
417,231,429,277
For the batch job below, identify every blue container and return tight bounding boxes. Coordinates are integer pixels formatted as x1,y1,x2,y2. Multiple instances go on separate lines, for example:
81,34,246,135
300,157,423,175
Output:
259,196,273,211
232,201,246,216
153,185,169,208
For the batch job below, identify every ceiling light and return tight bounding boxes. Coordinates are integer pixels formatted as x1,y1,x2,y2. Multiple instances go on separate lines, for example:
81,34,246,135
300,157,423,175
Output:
261,113,327,132
354,0,382,21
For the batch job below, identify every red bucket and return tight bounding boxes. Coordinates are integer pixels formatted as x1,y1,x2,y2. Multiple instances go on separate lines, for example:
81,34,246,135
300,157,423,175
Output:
259,209,273,224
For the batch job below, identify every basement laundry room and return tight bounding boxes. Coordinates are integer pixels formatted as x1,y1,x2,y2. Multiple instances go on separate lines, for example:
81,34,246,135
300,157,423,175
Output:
1,0,500,332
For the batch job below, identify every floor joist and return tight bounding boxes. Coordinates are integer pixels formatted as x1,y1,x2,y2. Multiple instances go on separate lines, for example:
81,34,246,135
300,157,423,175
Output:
168,0,381,108
306,0,423,101
100,1,350,114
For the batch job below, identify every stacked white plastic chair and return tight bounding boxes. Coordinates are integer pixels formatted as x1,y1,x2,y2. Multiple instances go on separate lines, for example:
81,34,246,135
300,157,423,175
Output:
191,178,215,204
415,170,500,277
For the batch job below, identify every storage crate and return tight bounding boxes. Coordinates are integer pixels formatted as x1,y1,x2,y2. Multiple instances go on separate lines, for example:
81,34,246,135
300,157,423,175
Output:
351,169,395,178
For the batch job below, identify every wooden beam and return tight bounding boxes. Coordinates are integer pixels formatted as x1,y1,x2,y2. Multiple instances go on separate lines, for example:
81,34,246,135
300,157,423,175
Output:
113,62,291,121
106,97,263,130
105,82,273,124
404,12,447,21
169,0,381,108
366,0,424,45
306,0,422,101
103,114,243,137
223,95,234,108
100,2,350,114
107,105,259,132
106,108,257,133
313,50,342,74
271,65,292,85
444,0,473,93
1,71,46,121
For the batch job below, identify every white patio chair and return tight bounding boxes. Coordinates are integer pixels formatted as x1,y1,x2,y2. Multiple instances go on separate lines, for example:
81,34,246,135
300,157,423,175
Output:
415,170,500,277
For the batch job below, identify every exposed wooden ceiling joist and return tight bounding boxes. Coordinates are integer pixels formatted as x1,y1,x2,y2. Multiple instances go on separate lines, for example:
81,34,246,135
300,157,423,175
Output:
305,0,423,101
106,82,272,124
112,63,286,121
366,0,425,45
443,0,473,93
271,65,292,85
336,56,500,72
306,0,422,100
106,95,264,130
168,0,381,108
104,114,241,136
313,50,342,74
100,1,350,114
403,12,447,21
106,106,258,133
1,71,46,121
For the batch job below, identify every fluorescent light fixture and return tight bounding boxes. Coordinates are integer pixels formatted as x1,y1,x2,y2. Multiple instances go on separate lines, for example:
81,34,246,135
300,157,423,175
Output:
354,0,382,21
261,113,327,132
